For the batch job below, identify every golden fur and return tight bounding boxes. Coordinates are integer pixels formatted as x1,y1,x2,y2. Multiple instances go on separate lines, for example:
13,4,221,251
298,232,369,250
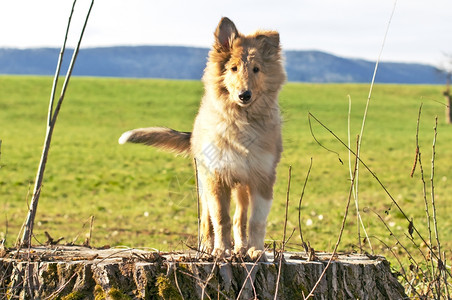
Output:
119,17,286,260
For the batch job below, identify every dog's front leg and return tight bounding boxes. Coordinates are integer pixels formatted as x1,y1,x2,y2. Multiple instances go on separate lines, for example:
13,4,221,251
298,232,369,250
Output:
233,184,249,256
248,186,273,261
201,173,232,257
200,192,214,254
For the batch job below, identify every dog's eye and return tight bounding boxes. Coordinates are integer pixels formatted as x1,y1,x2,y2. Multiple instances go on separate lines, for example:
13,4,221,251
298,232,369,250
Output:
231,66,238,72
253,66,260,73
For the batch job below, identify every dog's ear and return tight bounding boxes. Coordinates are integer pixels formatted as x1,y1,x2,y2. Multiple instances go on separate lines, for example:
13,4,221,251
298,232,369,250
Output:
214,17,239,51
256,31,281,56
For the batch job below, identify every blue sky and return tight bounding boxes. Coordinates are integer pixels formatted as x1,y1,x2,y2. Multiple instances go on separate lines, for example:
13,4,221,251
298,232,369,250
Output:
1,0,451,67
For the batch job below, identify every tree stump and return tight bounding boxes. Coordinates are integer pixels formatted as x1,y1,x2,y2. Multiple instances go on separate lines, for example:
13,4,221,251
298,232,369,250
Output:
0,246,406,299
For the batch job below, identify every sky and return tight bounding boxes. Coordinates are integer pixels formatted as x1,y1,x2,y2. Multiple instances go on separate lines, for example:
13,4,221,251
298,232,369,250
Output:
1,0,451,67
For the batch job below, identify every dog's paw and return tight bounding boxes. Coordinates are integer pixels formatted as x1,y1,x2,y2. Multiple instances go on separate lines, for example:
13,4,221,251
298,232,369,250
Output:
212,248,231,259
247,247,268,262
234,246,248,257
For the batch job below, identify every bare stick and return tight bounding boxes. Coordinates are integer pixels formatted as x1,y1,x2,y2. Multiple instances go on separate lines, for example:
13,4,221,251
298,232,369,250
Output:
347,95,362,252
18,0,77,245
353,0,397,255
308,115,343,164
298,158,312,249
371,235,422,298
1,216,7,248
201,258,218,300
194,158,201,251
415,105,436,279
47,1,76,127
236,246,269,300
312,111,452,287
430,116,444,298
274,166,292,300
43,272,79,300
355,0,397,190
430,117,440,255
282,165,291,252
85,215,95,247
442,251,451,299
348,96,372,254
305,135,359,299
410,104,422,177
372,209,424,274
308,112,448,269
19,0,95,247
172,265,185,300
177,268,231,300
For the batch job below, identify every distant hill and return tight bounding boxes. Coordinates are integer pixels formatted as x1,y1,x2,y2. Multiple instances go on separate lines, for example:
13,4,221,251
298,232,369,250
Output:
0,46,445,84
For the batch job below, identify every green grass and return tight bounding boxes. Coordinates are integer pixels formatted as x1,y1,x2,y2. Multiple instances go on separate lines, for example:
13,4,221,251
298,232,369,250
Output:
1,76,451,268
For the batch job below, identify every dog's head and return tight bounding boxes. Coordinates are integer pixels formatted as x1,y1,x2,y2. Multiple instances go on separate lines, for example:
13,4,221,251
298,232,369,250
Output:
205,17,286,108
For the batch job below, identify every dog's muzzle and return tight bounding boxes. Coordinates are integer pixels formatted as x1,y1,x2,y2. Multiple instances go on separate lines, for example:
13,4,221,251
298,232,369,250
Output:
238,90,252,104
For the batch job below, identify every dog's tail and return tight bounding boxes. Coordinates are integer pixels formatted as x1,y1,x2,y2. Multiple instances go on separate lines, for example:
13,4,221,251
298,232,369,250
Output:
118,127,191,155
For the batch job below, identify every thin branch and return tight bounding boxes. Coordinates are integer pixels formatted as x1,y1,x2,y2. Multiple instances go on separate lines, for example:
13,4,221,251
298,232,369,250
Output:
308,114,343,164
348,95,372,254
19,0,95,247
355,0,397,186
1,214,7,249
43,272,79,300
371,209,424,275
298,158,312,250
410,104,422,177
201,257,218,300
194,158,201,251
235,249,269,300
177,269,232,300
282,166,291,252
347,94,362,252
430,116,440,256
47,0,77,127
274,166,292,300
430,116,444,299
177,259,232,300
370,235,422,298
443,251,451,299
353,0,397,255
50,1,94,127
308,112,451,277
172,264,185,300
305,135,359,299
84,215,95,247
415,106,435,279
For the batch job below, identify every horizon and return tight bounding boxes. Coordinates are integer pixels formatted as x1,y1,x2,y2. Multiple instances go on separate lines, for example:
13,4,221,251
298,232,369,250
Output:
0,45,439,67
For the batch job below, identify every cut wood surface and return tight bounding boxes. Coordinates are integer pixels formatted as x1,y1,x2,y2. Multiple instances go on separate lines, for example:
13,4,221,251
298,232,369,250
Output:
0,246,407,299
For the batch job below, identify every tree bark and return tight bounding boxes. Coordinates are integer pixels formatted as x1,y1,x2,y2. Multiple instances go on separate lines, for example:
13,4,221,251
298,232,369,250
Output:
0,246,406,299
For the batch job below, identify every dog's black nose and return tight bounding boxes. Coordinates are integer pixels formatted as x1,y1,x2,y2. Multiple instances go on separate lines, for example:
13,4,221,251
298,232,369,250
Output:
238,90,252,102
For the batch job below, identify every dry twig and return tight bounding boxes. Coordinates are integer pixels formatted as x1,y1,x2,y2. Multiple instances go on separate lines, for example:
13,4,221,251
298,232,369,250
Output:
194,158,202,252
354,0,397,222
274,166,291,300
19,0,95,247
410,104,423,177
305,135,359,298
298,158,312,251
348,96,373,254
309,112,450,278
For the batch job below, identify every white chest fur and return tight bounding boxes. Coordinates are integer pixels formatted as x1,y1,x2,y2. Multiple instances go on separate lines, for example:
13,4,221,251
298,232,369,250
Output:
196,128,275,185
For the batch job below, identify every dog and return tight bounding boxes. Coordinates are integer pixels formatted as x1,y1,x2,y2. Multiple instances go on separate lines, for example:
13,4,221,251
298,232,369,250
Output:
119,17,286,260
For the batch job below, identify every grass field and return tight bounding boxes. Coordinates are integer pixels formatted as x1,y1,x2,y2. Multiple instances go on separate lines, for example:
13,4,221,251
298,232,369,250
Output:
1,76,451,273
